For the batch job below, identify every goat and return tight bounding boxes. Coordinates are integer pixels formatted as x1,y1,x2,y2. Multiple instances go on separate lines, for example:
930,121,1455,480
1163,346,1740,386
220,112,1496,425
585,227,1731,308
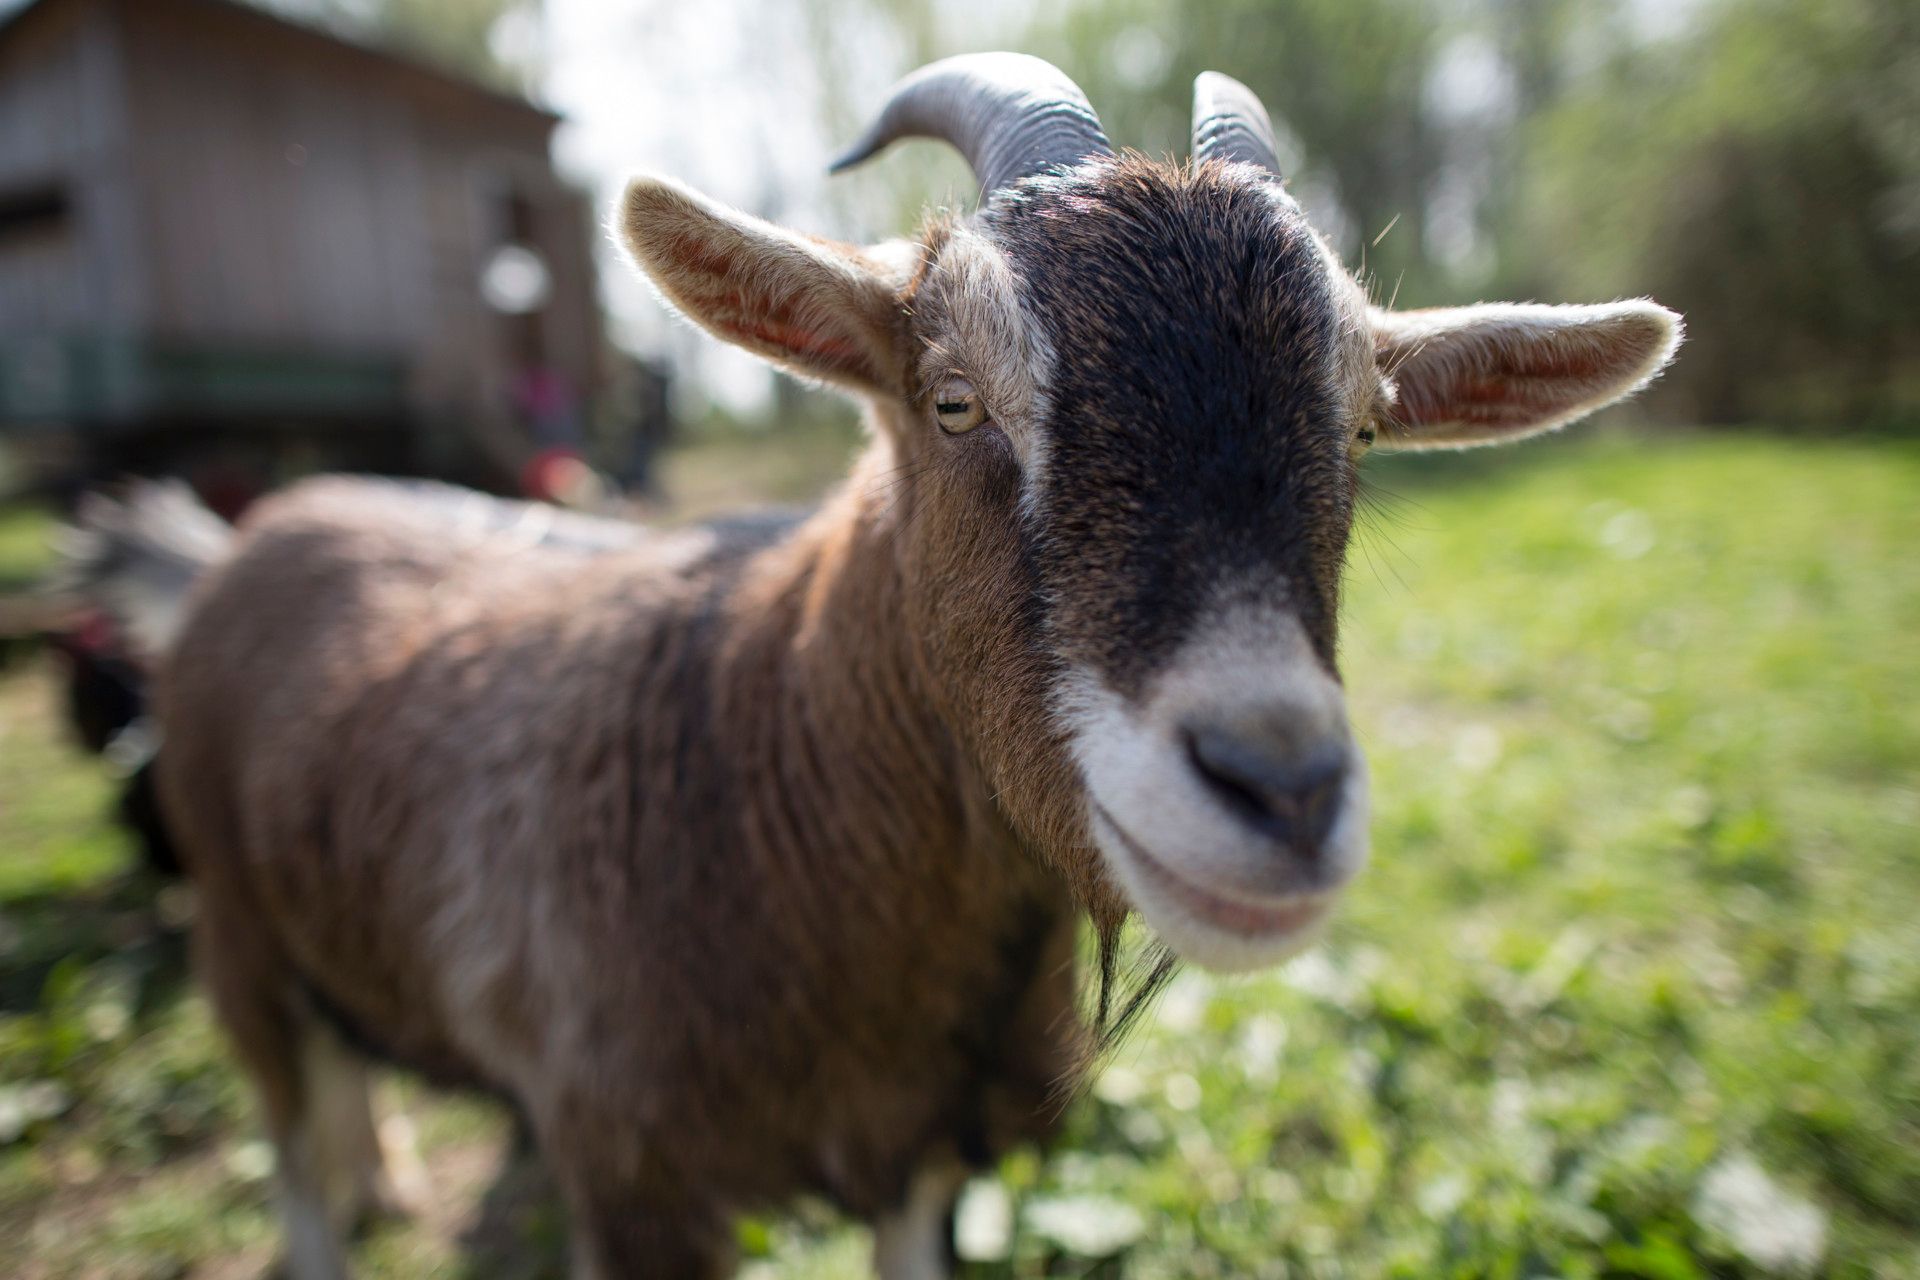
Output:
70,55,1680,1280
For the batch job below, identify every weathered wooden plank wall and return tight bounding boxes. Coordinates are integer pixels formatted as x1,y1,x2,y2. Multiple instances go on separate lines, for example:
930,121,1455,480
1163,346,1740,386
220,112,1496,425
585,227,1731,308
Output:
1,0,602,438
0,0,143,337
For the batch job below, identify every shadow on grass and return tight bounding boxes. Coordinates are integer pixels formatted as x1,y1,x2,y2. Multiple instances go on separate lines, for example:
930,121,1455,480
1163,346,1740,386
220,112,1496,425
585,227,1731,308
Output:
2,864,582,1279
0,868,191,1017
451,1142,569,1280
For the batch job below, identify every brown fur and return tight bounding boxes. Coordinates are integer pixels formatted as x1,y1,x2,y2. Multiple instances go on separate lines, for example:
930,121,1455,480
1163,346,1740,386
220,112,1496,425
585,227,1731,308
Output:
157,464,1087,1276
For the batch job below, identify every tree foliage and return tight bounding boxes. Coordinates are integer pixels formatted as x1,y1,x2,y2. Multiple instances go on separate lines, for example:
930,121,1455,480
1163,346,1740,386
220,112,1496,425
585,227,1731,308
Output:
1522,0,1920,425
812,0,1920,427
249,0,535,90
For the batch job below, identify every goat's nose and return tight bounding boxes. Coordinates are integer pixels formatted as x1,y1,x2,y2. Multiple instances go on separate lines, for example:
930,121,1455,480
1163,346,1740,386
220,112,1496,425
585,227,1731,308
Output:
1183,726,1348,854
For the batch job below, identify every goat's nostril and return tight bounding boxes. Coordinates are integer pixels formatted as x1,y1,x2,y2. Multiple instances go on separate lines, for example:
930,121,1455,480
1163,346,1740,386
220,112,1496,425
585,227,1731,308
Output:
1183,727,1347,853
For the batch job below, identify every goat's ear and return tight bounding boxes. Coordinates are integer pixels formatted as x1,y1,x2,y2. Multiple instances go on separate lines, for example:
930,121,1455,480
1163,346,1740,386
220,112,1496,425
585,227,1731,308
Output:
1370,301,1682,448
619,175,917,397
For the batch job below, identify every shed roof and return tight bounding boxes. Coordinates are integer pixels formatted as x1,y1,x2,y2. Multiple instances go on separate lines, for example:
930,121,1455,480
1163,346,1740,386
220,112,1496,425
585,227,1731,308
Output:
0,0,561,126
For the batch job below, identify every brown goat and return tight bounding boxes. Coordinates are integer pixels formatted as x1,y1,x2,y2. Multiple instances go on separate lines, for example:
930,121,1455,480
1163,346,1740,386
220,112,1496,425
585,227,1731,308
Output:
74,55,1679,1280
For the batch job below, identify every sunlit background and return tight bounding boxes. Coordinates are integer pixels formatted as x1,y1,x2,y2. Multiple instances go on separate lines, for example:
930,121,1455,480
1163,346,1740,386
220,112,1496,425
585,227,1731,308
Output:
0,0,1916,1275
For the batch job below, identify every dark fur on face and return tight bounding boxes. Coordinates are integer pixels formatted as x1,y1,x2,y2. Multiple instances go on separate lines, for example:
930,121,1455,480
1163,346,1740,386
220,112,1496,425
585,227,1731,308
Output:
988,158,1359,691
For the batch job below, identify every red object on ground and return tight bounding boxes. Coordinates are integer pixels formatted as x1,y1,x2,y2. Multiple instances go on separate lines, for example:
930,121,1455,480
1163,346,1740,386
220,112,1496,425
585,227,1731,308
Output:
521,446,598,505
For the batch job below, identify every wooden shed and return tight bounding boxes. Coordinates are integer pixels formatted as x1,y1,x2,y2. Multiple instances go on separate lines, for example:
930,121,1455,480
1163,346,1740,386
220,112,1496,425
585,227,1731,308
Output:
0,0,603,491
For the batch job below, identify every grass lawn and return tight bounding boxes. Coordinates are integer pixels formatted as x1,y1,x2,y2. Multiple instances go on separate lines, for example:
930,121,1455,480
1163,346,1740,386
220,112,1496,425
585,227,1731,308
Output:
0,501,64,595
0,429,1916,1278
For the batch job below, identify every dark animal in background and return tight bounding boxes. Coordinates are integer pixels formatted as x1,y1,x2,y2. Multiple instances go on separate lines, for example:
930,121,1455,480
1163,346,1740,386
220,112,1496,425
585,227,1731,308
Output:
67,55,1679,1280
47,613,178,876
50,613,144,756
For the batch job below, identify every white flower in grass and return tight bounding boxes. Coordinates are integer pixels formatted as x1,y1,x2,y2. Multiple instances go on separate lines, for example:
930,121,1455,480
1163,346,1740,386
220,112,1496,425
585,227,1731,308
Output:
1235,1015,1287,1082
953,1180,1013,1262
1156,971,1212,1032
1163,1072,1202,1111
1024,1194,1145,1258
0,1080,68,1144
1695,1152,1828,1275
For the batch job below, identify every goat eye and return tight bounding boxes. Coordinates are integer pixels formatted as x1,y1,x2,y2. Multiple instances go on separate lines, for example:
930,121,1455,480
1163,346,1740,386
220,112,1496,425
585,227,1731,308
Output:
933,379,989,435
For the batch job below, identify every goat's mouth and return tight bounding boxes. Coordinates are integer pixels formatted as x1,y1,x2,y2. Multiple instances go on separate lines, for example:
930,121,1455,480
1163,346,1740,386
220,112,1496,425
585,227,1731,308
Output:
1093,804,1337,958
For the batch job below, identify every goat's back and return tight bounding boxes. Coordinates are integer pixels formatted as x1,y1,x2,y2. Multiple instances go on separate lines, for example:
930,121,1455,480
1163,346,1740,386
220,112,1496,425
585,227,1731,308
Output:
155,477,772,1094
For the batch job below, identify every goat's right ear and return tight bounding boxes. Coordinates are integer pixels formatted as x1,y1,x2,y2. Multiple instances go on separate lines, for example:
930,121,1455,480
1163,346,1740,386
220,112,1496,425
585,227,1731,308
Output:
618,176,918,398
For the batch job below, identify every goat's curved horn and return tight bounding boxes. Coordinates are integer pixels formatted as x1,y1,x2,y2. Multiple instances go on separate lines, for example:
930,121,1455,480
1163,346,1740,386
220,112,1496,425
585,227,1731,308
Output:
1191,71,1281,175
830,52,1112,199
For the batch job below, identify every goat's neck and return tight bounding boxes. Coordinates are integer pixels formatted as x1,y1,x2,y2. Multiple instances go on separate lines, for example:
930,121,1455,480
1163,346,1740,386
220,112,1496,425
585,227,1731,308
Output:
714,440,1050,919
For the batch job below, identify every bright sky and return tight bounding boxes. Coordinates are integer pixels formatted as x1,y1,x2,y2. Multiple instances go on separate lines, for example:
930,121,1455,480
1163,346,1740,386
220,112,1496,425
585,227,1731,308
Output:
532,0,872,414
529,0,1033,416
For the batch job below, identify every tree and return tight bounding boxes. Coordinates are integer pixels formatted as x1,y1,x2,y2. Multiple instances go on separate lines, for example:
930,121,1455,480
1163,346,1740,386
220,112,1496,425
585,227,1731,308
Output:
247,0,536,89
1519,0,1920,424
1041,0,1453,303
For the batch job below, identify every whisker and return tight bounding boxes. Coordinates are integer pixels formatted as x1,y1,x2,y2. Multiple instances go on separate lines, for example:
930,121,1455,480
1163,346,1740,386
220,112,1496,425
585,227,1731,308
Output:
1357,476,1433,535
864,464,936,502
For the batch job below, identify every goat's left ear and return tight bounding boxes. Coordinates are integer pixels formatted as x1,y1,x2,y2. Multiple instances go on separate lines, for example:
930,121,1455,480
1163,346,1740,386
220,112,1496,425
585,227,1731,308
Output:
1371,300,1682,448
618,175,918,398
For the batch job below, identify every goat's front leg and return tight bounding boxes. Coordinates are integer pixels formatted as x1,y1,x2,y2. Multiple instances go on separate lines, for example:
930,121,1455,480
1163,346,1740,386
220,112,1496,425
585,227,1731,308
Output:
872,1163,969,1280
562,1189,734,1280
300,1026,428,1233
274,1127,353,1280
547,1138,733,1280
194,895,354,1280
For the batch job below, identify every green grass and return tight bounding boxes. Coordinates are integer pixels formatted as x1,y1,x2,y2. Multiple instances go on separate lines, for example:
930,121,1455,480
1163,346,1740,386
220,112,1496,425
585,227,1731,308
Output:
2,429,1917,1278
0,500,59,594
